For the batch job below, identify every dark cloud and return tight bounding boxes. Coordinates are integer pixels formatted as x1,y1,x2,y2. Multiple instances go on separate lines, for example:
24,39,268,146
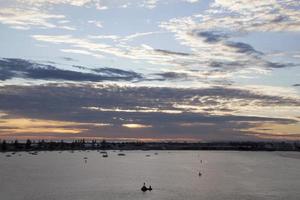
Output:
226,41,263,55
270,15,289,23
0,58,142,82
265,61,294,69
0,84,298,140
92,68,142,79
153,72,189,80
190,30,297,72
209,61,243,69
194,30,229,43
154,49,190,56
61,57,77,62
192,30,261,55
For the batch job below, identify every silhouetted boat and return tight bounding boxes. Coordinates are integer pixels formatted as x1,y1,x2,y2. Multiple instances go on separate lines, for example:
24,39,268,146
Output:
102,154,108,158
141,183,147,192
141,183,152,192
118,153,126,156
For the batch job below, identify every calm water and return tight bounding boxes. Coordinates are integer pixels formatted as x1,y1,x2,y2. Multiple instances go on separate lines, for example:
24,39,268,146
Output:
1,151,300,200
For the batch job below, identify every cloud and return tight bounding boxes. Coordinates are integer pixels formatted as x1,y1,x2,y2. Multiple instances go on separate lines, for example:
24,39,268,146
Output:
195,31,229,43
15,0,94,7
142,0,159,9
122,123,152,128
184,0,199,3
153,72,189,80
0,83,299,140
0,58,142,82
88,31,162,42
60,49,105,59
154,49,190,56
204,0,300,32
32,29,293,82
88,35,120,41
225,41,262,55
88,20,103,28
0,7,66,30
60,57,77,62
12,0,165,10
32,34,197,68
32,34,130,59
160,18,298,78
121,31,161,42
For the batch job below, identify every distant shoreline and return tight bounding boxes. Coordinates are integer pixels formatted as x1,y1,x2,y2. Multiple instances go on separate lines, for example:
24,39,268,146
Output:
1,140,300,152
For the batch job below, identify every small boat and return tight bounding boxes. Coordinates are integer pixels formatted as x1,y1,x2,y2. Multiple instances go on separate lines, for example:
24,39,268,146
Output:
146,155,151,157
141,183,147,192
102,154,108,158
118,153,126,156
141,183,152,192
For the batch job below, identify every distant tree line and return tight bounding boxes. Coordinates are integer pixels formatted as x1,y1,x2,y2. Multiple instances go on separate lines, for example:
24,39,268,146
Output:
0,139,300,152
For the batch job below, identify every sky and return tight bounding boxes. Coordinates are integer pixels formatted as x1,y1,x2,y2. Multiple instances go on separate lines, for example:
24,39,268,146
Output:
0,0,300,141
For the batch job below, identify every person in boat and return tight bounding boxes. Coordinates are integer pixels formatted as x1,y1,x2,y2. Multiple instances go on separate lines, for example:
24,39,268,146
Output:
199,172,202,176
141,183,147,192
148,185,152,191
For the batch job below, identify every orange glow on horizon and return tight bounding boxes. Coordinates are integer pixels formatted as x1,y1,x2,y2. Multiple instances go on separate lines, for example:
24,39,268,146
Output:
0,117,91,136
122,124,152,128
243,122,300,140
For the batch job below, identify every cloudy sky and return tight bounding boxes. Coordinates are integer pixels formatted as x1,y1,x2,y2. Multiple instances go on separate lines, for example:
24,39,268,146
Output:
0,0,300,141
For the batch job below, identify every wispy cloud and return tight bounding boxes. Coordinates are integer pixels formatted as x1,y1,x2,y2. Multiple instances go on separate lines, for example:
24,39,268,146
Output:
32,34,195,68
159,5,300,78
204,0,300,32
15,0,94,7
87,20,103,28
0,7,66,30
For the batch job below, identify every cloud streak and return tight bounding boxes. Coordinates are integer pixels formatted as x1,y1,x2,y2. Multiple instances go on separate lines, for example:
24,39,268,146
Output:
0,58,142,82
0,7,67,30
